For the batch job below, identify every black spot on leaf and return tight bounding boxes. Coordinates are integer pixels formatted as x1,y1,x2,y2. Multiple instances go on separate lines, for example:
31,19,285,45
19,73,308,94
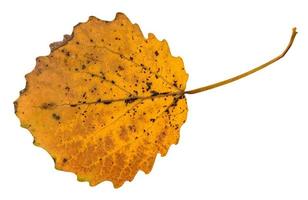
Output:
103,100,112,105
125,97,138,104
41,102,56,110
146,82,152,91
52,113,61,120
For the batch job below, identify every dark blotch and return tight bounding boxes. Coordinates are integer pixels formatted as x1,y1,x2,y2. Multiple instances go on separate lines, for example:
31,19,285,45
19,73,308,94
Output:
52,113,61,120
146,82,152,91
150,90,159,96
41,102,56,109
125,97,138,104
172,99,179,107
103,100,112,105
173,80,178,87
118,65,124,70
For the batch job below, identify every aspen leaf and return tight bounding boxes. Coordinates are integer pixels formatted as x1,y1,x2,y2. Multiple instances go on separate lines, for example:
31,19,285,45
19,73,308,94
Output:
14,12,297,188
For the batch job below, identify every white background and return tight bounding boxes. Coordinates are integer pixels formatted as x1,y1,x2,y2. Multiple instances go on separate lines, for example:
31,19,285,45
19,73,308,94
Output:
0,0,307,199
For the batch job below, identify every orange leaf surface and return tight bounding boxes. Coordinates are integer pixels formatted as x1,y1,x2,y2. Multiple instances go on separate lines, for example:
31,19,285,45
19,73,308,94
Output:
15,13,188,188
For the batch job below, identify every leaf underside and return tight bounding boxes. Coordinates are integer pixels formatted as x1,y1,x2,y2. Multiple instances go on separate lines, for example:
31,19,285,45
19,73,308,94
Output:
15,13,189,188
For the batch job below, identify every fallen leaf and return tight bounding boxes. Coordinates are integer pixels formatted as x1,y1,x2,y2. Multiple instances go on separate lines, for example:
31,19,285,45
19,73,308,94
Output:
15,13,188,188
14,12,297,188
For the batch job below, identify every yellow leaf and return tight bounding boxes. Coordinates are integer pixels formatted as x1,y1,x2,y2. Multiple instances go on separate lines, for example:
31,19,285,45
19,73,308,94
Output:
15,12,188,188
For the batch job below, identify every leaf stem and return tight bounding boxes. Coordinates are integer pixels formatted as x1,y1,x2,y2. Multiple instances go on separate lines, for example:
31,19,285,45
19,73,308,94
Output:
184,28,297,95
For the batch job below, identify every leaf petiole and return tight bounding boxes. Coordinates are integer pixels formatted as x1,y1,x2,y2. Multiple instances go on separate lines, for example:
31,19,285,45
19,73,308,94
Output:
184,28,297,94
